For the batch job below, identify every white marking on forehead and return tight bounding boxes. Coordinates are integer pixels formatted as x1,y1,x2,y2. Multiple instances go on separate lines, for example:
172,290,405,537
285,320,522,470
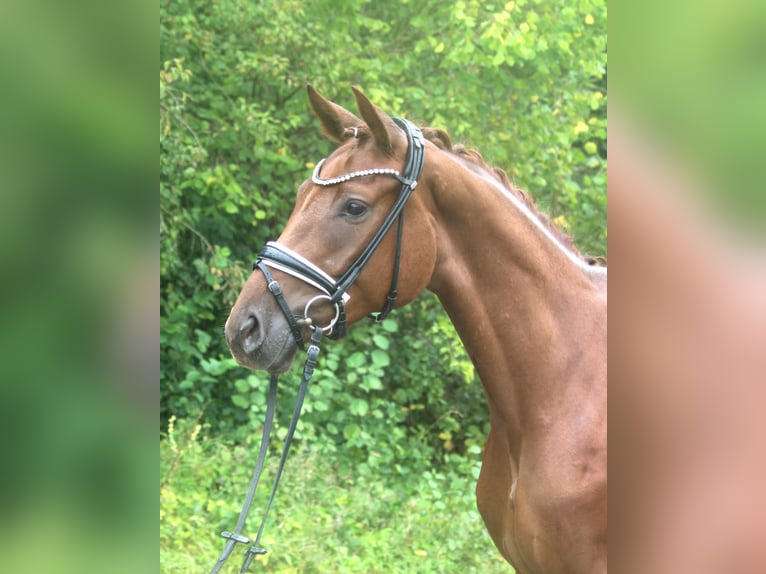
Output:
445,153,606,273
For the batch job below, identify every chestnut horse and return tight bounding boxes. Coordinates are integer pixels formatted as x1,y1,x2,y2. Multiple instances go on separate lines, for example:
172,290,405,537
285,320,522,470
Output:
225,86,607,573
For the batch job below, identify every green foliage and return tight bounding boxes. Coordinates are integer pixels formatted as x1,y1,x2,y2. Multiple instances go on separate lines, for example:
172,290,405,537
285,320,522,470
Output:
160,0,606,477
160,418,509,573
161,2,604,567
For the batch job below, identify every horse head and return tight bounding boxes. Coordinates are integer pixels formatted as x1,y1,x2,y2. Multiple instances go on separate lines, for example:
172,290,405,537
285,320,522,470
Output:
225,86,438,373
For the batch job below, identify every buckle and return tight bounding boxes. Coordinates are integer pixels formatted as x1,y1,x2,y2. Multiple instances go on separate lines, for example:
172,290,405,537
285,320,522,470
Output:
220,531,250,544
245,546,267,556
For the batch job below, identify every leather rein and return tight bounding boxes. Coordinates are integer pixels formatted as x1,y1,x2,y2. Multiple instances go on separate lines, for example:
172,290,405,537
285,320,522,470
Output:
210,118,425,573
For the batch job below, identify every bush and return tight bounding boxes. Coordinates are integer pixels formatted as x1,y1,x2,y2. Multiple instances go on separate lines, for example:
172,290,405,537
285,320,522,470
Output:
160,417,510,573
160,0,606,446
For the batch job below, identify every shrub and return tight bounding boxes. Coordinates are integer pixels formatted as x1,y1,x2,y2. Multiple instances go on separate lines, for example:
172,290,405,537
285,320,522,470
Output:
160,417,510,573
160,0,606,476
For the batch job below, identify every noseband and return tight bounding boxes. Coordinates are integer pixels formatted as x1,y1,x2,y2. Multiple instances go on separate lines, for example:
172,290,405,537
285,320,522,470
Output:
255,117,425,342
210,118,425,573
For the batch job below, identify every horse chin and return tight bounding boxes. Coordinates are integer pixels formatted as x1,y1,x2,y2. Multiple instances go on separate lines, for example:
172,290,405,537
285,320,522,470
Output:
230,328,299,375
264,341,299,374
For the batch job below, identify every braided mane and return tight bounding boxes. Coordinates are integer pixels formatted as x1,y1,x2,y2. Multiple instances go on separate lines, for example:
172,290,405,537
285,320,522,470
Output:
421,127,604,266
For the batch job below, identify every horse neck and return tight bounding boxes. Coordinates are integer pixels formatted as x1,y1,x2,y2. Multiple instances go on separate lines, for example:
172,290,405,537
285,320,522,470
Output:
425,153,606,439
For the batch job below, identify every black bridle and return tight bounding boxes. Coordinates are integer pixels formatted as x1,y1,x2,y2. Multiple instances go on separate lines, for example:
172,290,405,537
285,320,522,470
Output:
210,118,425,573
255,117,425,341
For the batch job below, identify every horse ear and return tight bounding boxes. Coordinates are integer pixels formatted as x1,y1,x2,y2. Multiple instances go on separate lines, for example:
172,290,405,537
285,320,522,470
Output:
421,127,452,150
307,84,362,142
352,87,403,153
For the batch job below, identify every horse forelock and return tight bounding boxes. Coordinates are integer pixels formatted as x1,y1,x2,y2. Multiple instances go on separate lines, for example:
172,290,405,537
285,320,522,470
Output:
421,125,605,268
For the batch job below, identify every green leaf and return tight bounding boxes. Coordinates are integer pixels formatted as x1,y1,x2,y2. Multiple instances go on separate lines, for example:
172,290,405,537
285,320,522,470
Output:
372,334,390,350
347,351,366,369
231,394,249,408
365,376,383,391
343,423,360,440
381,319,398,333
371,349,390,368
195,329,212,352
350,399,369,416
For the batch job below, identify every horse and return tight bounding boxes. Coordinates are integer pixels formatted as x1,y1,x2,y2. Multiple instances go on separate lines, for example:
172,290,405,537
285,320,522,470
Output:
225,85,607,574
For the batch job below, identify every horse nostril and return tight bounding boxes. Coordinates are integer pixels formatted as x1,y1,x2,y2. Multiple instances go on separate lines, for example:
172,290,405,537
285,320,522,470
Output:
239,312,261,353
226,309,263,356
240,314,256,335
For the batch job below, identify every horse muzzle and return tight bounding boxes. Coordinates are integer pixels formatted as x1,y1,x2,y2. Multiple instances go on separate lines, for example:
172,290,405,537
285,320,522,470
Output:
225,303,299,374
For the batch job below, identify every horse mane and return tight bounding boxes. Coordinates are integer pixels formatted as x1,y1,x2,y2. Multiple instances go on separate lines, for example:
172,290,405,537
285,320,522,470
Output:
421,127,605,267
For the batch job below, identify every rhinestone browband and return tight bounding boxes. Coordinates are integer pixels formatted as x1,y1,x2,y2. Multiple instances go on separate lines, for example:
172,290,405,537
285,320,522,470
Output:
311,158,404,187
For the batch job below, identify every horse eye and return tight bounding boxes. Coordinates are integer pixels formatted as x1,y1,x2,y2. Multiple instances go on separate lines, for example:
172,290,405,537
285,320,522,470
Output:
342,200,368,218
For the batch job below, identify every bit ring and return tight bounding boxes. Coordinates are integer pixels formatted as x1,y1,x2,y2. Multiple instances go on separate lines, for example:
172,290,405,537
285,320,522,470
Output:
303,295,340,334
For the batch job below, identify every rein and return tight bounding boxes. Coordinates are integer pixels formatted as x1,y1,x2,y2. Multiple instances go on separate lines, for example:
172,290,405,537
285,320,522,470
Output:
210,118,425,572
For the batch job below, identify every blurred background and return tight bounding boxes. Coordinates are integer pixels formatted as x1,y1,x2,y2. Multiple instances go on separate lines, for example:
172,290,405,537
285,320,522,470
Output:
610,1,766,572
0,0,155,573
